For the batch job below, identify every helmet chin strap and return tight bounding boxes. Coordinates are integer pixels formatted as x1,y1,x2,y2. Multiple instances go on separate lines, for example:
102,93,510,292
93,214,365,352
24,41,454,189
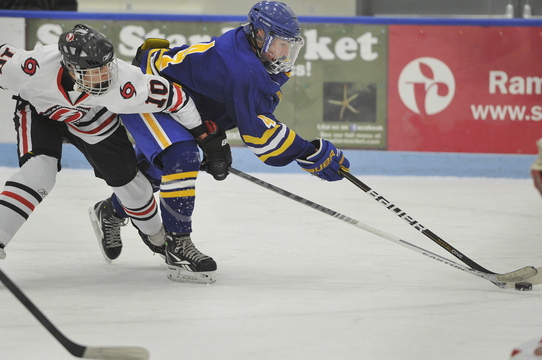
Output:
63,66,84,92
72,72,85,92
247,25,263,54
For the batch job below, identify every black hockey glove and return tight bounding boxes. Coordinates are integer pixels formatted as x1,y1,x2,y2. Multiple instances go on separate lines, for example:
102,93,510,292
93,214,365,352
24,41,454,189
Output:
196,121,232,181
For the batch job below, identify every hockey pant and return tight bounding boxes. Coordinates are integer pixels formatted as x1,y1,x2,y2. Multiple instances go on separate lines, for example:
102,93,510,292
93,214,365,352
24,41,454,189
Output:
117,113,200,234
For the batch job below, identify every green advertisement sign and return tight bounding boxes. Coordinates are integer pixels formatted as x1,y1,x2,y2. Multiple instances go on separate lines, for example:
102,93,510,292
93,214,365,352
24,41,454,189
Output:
27,19,388,149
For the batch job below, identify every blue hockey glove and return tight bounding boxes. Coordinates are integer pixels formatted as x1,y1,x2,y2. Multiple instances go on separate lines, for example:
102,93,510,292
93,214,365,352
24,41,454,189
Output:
296,139,350,181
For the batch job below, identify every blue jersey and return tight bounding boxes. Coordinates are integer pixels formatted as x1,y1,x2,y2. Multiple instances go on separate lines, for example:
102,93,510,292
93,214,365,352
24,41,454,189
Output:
142,27,316,167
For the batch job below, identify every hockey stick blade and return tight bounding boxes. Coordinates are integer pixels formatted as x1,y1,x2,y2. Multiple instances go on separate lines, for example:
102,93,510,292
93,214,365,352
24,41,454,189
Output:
493,266,537,283
339,169,538,278
83,347,150,360
506,266,542,288
489,265,542,289
0,268,149,360
228,167,539,287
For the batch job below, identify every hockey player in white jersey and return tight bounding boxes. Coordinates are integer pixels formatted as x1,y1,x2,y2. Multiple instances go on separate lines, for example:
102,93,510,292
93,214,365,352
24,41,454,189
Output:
0,24,221,276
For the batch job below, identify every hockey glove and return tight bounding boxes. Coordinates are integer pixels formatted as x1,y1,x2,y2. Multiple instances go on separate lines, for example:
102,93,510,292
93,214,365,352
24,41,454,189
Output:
296,139,350,182
132,38,170,67
196,121,232,181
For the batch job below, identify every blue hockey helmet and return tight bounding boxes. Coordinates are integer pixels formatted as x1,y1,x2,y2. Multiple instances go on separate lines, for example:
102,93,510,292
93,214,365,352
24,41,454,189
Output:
243,1,304,74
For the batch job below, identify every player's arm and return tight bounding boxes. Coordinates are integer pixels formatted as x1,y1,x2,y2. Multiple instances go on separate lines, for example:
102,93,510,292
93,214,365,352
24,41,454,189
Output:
237,113,314,166
0,44,30,93
238,112,349,181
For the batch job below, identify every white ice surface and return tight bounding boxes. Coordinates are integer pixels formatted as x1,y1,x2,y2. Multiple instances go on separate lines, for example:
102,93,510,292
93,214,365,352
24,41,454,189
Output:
0,167,541,360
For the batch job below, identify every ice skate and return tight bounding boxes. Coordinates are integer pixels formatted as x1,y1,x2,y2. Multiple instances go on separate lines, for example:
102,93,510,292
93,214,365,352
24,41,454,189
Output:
138,225,166,257
89,198,127,262
165,233,217,284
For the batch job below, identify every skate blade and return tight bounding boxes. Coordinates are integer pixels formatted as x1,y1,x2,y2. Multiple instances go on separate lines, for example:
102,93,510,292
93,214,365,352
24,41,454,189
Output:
88,207,112,264
166,265,216,284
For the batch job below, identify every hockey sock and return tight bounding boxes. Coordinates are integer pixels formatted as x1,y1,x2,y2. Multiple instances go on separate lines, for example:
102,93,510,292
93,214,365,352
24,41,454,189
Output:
0,155,57,246
156,141,200,234
112,170,162,236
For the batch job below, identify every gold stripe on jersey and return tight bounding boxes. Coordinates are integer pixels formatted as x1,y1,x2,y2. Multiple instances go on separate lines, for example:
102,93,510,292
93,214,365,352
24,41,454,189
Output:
242,123,281,145
258,129,297,162
145,49,168,75
154,42,216,71
141,113,172,149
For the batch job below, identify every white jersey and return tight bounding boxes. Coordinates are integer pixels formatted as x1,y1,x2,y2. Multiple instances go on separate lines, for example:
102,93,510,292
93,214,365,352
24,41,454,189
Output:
0,43,201,144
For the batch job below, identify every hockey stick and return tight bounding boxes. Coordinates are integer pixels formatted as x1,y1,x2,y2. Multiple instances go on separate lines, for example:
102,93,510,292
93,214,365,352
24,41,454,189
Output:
228,167,540,287
338,169,537,277
0,268,149,360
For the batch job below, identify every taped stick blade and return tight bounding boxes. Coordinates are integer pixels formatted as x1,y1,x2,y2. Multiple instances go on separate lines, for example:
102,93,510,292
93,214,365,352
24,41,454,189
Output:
83,346,150,360
494,266,538,283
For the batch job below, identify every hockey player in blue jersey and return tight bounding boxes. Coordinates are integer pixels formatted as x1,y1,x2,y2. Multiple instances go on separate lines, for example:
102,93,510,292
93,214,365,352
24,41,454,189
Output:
93,1,350,283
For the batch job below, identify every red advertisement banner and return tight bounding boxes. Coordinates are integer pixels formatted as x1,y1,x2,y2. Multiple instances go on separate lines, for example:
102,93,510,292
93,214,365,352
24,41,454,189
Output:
388,25,542,154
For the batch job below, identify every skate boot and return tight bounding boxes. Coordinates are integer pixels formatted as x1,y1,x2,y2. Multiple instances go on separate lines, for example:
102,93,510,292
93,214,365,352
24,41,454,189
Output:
138,225,166,257
165,232,217,284
531,138,542,197
0,243,5,260
88,198,127,262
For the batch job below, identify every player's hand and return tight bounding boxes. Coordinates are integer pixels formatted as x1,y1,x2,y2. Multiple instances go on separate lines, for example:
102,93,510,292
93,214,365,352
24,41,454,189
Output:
196,121,232,181
296,138,350,181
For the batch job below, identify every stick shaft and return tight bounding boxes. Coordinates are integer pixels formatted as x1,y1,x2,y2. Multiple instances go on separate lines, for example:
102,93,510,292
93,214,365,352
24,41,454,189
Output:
0,268,150,360
0,268,86,356
228,167,499,283
339,169,494,274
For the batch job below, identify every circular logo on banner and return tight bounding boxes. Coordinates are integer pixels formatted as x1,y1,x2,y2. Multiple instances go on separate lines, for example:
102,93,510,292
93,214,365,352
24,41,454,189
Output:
398,57,455,116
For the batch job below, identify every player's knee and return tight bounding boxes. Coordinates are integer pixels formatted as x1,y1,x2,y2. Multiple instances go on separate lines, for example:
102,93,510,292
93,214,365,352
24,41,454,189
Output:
158,141,200,175
113,170,154,208
10,155,58,196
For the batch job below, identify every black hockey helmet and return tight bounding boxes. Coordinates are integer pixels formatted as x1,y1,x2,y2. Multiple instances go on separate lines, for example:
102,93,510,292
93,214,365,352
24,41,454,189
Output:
58,24,115,69
58,24,117,95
